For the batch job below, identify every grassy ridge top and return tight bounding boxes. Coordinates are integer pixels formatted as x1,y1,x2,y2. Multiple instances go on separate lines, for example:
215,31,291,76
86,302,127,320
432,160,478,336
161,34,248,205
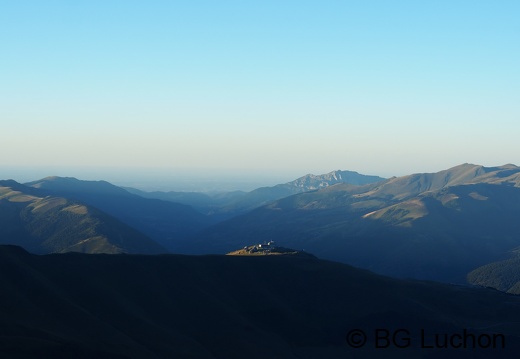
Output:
0,181,165,254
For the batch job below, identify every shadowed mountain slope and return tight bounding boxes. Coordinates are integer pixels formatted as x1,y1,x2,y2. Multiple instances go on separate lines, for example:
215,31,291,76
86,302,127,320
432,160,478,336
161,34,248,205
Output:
189,164,520,283
124,187,245,222
467,250,520,294
0,180,165,254
26,176,211,252
1,245,520,358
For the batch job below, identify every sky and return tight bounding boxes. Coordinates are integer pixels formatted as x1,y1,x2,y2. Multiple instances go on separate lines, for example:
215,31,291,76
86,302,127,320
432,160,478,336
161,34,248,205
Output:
1,1,519,190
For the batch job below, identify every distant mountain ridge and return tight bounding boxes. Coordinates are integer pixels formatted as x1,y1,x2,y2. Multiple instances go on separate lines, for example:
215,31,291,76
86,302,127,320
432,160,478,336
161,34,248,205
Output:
366,163,520,201
127,169,386,218
0,180,165,254
188,163,520,284
5,164,520,289
287,169,385,189
30,176,131,196
25,176,211,252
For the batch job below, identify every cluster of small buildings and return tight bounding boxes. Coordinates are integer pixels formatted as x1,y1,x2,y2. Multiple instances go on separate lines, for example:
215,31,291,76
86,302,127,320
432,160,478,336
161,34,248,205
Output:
244,241,276,254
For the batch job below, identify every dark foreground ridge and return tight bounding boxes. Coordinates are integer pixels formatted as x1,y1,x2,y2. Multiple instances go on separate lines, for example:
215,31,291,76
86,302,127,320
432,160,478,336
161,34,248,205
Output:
1,245,520,358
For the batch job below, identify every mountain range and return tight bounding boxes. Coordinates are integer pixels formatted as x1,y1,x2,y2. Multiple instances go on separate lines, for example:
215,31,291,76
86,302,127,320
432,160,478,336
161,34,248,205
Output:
3,164,520,357
188,164,520,284
2,164,520,290
25,176,211,252
0,170,383,254
126,170,385,219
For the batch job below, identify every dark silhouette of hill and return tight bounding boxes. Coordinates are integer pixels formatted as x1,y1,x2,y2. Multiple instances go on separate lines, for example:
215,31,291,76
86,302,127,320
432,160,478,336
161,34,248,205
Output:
126,170,385,220
0,180,165,254
1,244,520,358
26,176,211,252
189,164,520,283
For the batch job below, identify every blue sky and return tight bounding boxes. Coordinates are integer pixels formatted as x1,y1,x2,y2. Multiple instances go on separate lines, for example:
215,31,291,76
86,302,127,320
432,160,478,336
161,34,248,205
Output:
1,1,519,189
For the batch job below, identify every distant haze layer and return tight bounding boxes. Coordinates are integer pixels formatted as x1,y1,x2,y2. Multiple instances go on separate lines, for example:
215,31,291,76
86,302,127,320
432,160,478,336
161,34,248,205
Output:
0,166,307,192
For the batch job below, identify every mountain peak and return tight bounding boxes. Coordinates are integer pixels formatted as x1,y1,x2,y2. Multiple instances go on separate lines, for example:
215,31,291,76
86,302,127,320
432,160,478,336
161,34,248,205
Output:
0,179,21,187
288,170,385,190
26,176,131,197
41,175,78,181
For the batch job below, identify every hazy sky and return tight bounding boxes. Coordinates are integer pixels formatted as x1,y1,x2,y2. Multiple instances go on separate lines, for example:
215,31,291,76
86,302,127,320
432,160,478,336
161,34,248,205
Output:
1,1,519,188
